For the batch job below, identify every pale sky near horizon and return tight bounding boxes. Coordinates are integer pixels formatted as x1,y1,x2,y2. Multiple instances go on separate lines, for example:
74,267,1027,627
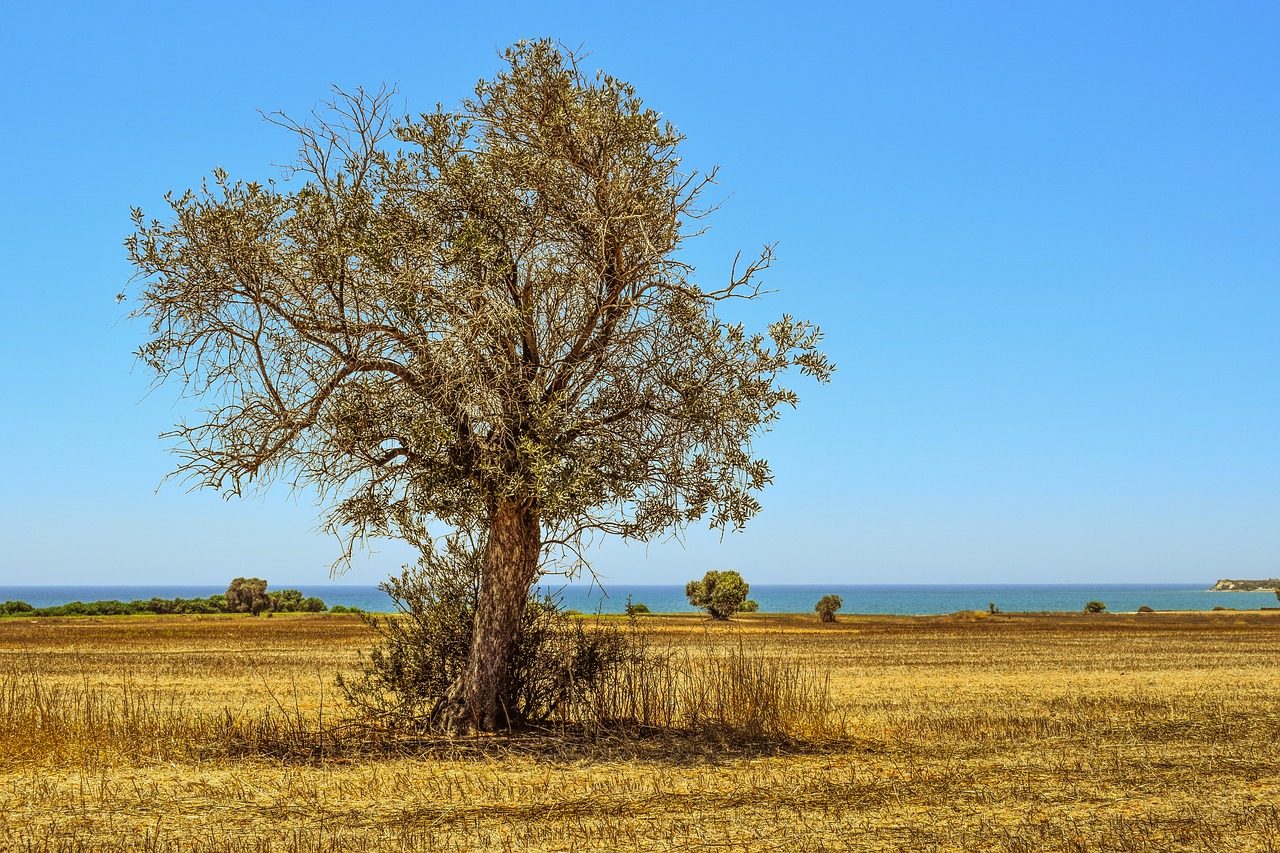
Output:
1,2,1276,587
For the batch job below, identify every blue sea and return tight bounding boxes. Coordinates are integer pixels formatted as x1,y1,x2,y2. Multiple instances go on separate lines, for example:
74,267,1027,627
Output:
0,583,1274,615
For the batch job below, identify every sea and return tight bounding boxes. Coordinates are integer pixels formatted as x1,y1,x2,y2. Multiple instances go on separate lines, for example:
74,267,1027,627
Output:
1,583,1275,616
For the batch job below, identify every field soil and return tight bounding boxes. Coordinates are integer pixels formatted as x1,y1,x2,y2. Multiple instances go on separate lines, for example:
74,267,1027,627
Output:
2,610,1279,851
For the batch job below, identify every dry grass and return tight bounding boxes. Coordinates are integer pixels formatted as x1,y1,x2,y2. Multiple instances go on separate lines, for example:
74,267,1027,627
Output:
2,610,1279,851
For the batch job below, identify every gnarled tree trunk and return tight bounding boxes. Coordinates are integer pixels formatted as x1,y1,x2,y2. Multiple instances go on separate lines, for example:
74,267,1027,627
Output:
435,499,541,732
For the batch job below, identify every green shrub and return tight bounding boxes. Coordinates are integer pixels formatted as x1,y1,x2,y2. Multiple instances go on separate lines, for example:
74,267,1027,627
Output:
814,594,842,622
267,589,304,612
624,598,650,616
1084,600,1107,614
176,598,218,614
0,601,34,616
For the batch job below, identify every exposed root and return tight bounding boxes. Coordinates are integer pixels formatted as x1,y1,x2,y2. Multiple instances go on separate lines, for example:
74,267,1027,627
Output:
429,678,477,735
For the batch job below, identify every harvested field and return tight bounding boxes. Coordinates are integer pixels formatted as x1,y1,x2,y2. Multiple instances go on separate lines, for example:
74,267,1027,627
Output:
1,610,1278,851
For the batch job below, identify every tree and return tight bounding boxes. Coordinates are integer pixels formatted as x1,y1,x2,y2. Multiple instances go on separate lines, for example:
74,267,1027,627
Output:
815,594,842,622
686,570,751,620
267,588,305,612
226,577,270,616
1084,600,1107,614
127,40,830,732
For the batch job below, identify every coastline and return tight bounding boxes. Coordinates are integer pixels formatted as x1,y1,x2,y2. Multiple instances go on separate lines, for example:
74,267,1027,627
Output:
3,582,1278,617
1210,578,1280,592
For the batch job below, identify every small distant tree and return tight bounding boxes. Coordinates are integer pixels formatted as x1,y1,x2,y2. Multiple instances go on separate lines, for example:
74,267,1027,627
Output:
624,597,650,616
1275,589,1279,604
815,594,842,622
1083,600,1107,614
686,570,750,620
226,578,270,616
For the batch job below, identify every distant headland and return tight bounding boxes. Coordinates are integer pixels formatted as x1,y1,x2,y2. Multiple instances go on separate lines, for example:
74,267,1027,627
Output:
1210,579,1280,591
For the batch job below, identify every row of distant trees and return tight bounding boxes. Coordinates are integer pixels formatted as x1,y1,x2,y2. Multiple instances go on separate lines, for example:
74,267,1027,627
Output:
683,570,843,622
0,578,333,618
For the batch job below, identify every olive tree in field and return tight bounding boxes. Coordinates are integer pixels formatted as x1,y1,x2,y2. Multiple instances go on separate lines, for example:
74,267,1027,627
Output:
814,593,842,622
686,570,751,620
225,577,269,616
127,41,831,732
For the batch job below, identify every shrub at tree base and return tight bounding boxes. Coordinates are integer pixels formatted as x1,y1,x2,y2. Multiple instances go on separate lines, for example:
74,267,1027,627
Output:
341,539,843,740
340,535,630,729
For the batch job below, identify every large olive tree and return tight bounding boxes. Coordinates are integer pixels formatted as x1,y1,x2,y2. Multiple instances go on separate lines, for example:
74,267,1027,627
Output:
127,40,831,731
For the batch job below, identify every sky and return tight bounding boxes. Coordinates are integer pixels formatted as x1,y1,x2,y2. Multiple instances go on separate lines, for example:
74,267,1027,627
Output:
1,1,1276,587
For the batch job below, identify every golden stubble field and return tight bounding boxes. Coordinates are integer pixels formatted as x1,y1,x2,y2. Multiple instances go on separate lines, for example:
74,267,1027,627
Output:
1,610,1278,852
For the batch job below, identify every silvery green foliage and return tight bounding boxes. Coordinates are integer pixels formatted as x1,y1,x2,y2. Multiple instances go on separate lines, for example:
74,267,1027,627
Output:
127,40,831,572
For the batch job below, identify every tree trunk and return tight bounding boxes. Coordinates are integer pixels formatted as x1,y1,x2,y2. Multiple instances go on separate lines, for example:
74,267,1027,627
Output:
435,499,541,733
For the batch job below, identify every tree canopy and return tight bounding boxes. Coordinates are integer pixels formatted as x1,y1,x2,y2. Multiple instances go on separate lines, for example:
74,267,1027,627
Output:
127,40,831,730
814,593,842,622
686,570,752,620
225,577,269,615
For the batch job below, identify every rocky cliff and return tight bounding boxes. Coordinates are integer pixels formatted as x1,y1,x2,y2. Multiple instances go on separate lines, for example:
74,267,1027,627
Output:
1211,579,1280,591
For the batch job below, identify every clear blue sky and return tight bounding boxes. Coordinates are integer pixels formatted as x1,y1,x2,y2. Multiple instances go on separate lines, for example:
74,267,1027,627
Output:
1,1,1276,587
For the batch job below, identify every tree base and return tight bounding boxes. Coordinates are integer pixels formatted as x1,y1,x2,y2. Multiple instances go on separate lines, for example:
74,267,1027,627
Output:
430,679,478,735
